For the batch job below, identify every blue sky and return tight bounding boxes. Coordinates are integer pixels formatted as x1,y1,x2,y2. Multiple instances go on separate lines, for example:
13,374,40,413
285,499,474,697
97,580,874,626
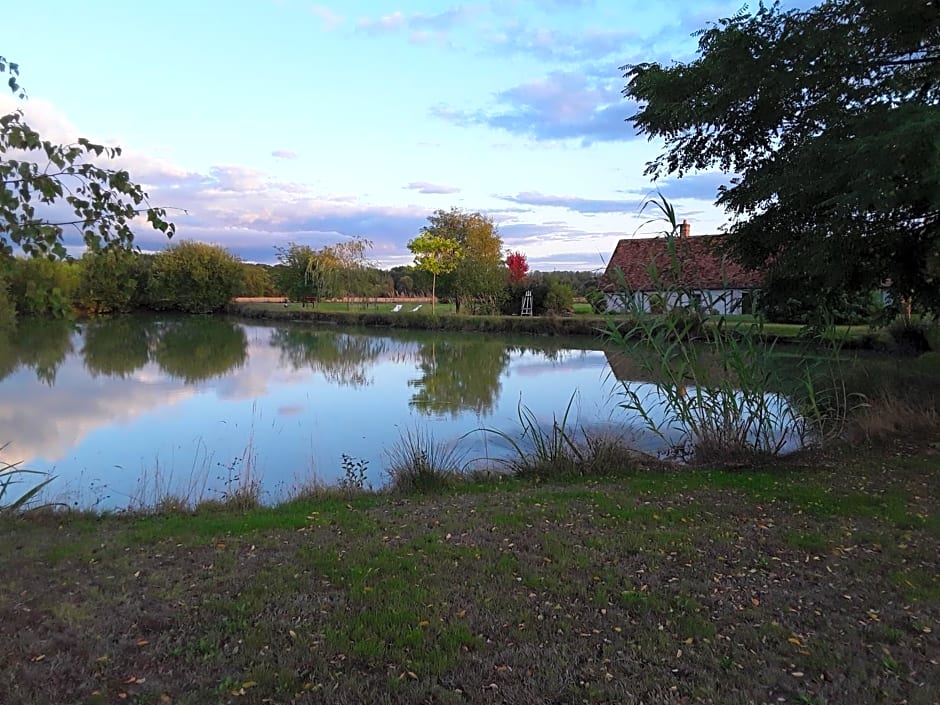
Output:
2,0,808,271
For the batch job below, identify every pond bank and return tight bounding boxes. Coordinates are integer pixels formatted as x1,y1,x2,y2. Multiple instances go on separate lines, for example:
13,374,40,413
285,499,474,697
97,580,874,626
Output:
228,302,897,351
228,301,611,337
2,440,937,705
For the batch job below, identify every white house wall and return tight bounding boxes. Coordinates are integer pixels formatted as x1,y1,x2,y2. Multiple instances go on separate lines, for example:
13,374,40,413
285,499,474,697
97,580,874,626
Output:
605,289,753,314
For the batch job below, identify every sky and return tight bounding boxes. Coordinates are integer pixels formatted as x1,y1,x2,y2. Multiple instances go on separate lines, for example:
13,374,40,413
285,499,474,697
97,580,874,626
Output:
1,0,809,272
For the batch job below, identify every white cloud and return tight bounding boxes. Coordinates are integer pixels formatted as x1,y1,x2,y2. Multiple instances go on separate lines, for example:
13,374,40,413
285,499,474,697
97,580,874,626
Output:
405,181,461,194
310,4,344,30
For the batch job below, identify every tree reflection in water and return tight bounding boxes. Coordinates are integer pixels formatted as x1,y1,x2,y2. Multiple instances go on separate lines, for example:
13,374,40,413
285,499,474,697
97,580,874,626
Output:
409,338,510,416
269,328,389,388
82,317,155,379
0,319,75,386
152,318,248,384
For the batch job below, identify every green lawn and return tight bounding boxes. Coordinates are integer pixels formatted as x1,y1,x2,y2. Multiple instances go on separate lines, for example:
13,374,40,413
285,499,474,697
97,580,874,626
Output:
2,442,938,704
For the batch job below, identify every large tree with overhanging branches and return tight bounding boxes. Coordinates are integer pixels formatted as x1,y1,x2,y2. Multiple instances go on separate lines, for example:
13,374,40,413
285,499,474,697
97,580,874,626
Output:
1,56,175,259
624,0,940,316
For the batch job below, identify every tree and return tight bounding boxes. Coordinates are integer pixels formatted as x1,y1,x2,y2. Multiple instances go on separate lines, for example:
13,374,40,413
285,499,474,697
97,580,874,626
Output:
147,241,243,313
332,237,373,307
419,208,505,314
1,56,174,259
506,250,529,283
407,231,462,314
77,249,139,314
273,243,337,305
238,263,279,298
624,1,940,316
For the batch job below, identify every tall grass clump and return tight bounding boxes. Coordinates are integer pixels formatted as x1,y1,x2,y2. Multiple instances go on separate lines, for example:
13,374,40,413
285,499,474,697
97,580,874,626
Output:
384,427,465,493
605,195,848,464
479,393,585,477
477,393,648,478
0,443,54,516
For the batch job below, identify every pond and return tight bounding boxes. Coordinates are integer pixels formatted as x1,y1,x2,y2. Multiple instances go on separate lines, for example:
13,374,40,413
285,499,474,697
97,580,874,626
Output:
0,316,810,509
1,316,647,509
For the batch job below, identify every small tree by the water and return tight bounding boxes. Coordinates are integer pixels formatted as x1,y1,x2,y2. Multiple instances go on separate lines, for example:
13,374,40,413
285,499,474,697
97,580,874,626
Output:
407,232,462,314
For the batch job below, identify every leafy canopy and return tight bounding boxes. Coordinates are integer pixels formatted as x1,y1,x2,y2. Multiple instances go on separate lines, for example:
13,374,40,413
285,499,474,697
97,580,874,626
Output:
1,55,175,259
407,230,462,313
624,0,940,314
147,241,243,314
506,250,529,283
418,208,505,313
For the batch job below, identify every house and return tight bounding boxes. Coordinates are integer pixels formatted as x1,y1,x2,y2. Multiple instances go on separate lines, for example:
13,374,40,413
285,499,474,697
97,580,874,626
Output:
601,221,763,315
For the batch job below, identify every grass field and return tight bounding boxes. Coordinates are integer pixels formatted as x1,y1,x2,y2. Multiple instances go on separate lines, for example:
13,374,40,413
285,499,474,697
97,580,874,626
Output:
2,441,938,704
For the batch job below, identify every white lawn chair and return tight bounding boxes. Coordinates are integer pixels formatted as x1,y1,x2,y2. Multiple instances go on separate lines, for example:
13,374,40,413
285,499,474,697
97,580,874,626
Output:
391,304,403,312
410,304,423,312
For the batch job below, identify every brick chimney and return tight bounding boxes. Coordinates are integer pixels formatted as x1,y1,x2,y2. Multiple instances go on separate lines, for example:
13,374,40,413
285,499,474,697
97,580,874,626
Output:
679,219,691,238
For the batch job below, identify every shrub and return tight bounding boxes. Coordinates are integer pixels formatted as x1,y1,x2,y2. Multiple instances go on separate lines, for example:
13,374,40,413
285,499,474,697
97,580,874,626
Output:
7,257,79,318
384,428,465,493
886,318,932,355
543,281,574,315
502,281,550,316
927,325,940,352
76,249,139,314
147,242,243,313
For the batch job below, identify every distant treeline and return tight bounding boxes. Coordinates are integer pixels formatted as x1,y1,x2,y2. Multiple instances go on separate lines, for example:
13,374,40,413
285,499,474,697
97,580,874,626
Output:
0,241,605,326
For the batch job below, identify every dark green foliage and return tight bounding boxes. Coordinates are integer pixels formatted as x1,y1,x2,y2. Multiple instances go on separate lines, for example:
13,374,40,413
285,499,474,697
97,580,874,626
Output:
0,271,15,330
127,253,156,310
147,242,243,314
625,0,940,315
237,263,279,298
6,257,79,318
390,265,432,296
543,280,575,315
755,273,883,325
886,318,933,355
76,249,138,314
538,270,601,296
353,266,395,298
501,281,550,316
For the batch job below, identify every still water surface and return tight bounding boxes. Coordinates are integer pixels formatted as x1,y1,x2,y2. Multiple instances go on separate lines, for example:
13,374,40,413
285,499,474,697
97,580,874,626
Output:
1,316,641,508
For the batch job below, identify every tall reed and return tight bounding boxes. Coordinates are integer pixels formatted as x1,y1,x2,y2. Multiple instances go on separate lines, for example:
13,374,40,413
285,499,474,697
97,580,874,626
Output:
0,443,54,515
605,195,846,463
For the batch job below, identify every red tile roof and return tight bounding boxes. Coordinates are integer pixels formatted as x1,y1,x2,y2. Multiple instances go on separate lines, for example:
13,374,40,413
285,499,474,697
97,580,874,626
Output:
601,235,763,292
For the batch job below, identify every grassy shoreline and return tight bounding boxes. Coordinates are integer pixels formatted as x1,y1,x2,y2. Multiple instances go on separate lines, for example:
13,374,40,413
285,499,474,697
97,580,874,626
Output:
228,301,890,350
3,440,938,704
